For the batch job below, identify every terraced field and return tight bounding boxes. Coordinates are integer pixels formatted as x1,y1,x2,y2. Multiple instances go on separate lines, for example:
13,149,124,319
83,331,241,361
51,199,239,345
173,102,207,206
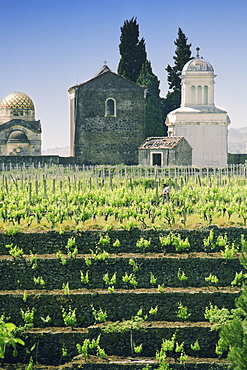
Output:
0,228,244,369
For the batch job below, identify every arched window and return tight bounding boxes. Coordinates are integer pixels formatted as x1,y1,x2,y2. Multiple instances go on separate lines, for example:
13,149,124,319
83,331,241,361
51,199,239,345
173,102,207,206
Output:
105,98,116,116
191,85,196,104
197,85,202,105
204,85,208,104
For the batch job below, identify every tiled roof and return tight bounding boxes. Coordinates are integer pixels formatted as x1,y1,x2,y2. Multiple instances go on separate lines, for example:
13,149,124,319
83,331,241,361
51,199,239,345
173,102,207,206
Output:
0,92,34,110
139,137,184,149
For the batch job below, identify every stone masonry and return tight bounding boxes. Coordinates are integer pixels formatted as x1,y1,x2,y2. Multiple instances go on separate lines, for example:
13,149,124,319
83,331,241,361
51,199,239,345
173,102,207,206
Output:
69,66,146,165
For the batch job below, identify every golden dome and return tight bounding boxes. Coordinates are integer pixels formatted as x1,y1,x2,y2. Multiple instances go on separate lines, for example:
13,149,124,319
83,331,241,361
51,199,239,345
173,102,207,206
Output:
0,92,34,110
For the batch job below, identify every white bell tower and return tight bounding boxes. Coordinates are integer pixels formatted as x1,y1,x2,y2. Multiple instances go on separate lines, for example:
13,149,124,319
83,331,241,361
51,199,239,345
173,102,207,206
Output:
181,48,215,107
165,49,230,167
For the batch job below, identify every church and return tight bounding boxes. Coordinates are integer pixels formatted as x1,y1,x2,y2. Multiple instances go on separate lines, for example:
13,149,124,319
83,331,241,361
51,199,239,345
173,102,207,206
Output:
69,51,230,167
165,49,230,167
68,65,146,165
0,50,230,167
0,92,41,156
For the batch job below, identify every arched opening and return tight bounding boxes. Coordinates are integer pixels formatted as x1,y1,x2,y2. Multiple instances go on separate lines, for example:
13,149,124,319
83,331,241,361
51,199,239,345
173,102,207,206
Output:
6,130,29,155
204,85,208,104
191,85,196,104
106,98,116,116
197,85,202,105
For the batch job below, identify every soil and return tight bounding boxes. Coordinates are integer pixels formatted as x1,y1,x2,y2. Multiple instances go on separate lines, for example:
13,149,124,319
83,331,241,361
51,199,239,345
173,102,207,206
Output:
0,356,230,369
0,252,239,260
22,320,213,335
0,285,241,297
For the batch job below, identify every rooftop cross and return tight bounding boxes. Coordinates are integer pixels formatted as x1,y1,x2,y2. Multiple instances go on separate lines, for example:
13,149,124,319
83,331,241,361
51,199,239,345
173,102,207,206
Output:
103,60,108,65
196,47,200,58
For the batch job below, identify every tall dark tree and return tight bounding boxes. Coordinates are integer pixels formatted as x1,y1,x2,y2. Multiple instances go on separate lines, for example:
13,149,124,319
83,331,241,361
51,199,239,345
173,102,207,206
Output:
136,61,164,137
118,17,147,83
163,28,192,120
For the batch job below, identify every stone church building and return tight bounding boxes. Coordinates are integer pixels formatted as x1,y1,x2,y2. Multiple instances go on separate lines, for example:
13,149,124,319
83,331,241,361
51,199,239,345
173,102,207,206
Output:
68,65,146,165
69,52,230,167
0,92,41,156
0,48,230,167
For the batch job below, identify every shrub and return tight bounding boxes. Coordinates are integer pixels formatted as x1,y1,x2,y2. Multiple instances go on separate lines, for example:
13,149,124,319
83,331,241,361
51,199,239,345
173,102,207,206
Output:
0,316,25,359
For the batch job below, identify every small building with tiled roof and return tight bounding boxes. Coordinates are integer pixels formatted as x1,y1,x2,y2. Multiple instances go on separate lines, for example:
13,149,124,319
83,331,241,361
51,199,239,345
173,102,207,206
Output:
138,136,192,166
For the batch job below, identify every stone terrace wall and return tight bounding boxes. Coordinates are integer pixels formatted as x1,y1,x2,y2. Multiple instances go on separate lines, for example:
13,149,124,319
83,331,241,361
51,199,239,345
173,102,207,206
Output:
0,227,244,369
0,226,246,255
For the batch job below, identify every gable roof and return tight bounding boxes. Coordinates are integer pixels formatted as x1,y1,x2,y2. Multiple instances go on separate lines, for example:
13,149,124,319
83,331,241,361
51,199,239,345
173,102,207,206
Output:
68,65,145,92
94,65,113,77
139,136,191,149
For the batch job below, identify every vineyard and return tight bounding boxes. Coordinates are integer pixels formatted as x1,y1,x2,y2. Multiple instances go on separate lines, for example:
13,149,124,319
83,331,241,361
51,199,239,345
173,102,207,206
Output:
0,165,247,369
0,164,247,232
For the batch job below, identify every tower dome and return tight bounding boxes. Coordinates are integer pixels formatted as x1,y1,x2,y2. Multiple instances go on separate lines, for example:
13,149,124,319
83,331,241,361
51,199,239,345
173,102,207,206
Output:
182,48,214,74
182,57,214,73
180,49,216,108
0,92,35,123
0,92,34,110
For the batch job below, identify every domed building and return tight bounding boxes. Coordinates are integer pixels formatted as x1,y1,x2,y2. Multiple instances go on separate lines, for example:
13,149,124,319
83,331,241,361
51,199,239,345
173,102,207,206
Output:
165,49,230,167
0,92,41,156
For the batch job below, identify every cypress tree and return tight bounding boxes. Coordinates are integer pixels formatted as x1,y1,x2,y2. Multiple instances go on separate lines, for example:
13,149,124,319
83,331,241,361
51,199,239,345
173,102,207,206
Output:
136,61,164,137
118,17,147,83
163,28,192,118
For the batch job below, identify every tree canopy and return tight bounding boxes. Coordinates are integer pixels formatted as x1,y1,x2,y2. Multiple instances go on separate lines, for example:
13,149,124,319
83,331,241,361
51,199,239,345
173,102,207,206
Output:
117,21,192,137
216,242,247,369
117,17,147,83
137,61,164,137
163,28,192,119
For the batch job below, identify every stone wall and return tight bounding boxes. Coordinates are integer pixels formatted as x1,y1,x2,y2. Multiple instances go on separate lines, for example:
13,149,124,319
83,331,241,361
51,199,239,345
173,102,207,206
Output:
0,155,75,168
0,155,60,168
0,227,244,254
228,152,247,164
73,72,146,165
0,119,41,155
139,138,192,166
0,227,243,368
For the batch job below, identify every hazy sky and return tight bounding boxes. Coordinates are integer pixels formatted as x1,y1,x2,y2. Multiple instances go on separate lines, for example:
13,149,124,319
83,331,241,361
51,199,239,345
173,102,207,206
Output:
1,0,247,150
